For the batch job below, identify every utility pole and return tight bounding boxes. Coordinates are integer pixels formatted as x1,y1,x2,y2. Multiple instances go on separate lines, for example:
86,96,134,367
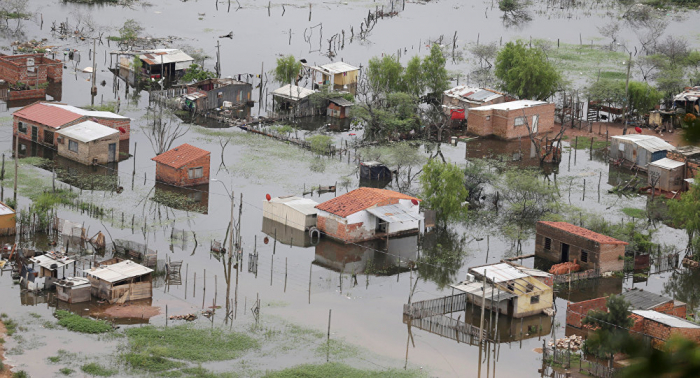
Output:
216,41,221,79
479,274,487,344
258,62,264,116
91,38,97,95
13,134,18,205
623,51,632,135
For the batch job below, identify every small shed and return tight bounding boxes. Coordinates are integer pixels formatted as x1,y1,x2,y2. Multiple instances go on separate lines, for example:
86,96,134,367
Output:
55,277,91,303
272,84,316,116
610,135,675,168
152,144,210,187
648,158,685,192
0,201,16,236
262,196,318,231
319,62,359,87
86,260,153,303
327,97,353,119
29,252,76,290
360,161,392,181
56,121,120,165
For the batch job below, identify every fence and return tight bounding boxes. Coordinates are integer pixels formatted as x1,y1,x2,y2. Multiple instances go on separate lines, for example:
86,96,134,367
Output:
402,293,467,319
651,253,679,274
406,314,485,345
113,239,157,267
150,87,187,105
543,345,619,378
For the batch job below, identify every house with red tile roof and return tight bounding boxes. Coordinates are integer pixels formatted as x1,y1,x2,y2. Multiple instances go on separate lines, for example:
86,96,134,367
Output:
12,101,131,147
152,144,210,187
314,188,423,243
535,221,628,273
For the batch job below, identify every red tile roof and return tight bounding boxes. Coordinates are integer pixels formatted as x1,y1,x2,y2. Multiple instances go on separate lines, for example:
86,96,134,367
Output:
151,144,210,169
315,188,420,218
538,221,629,245
13,102,83,129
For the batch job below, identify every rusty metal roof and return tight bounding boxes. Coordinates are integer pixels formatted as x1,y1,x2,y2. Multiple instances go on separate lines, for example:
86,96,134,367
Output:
151,143,210,169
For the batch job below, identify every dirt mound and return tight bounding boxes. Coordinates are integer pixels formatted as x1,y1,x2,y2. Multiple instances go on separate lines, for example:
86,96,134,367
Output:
103,305,160,319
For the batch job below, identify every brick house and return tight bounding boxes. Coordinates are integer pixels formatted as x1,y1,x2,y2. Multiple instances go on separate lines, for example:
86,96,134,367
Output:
55,121,120,165
0,53,62,84
467,100,555,140
151,144,210,187
566,288,687,328
314,188,423,243
12,102,131,147
667,145,700,191
630,310,700,349
442,86,510,118
535,221,627,273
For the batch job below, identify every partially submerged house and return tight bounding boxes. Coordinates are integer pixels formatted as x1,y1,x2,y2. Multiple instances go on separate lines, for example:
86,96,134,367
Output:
667,145,700,187
0,201,16,236
648,158,685,193
86,260,153,303
262,196,319,232
271,84,316,116
535,221,627,273
631,310,700,348
609,134,675,169
673,86,700,115
567,288,687,328
116,49,194,80
55,121,120,165
442,86,509,118
467,100,555,140
55,277,91,303
360,161,392,181
182,78,253,112
28,252,76,290
0,53,62,101
13,102,130,147
309,62,359,90
327,97,353,119
152,144,210,187
315,188,423,243
451,262,553,318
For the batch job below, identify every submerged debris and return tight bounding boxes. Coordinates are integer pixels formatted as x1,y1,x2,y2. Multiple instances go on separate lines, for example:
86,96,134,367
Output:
169,313,197,321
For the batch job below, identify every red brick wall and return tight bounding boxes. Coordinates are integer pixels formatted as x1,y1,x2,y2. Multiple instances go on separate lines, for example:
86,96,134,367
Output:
566,297,608,328
9,88,46,100
0,54,62,84
467,103,555,140
155,155,210,187
93,117,130,140
13,116,84,146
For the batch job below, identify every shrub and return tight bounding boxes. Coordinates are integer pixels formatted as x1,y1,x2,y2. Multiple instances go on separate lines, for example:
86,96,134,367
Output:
80,363,117,377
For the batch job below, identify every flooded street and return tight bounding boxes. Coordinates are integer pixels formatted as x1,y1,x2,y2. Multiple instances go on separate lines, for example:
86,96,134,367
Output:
0,0,698,377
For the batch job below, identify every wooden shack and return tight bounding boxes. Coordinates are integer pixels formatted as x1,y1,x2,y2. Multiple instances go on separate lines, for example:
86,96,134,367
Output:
0,200,16,236
86,260,153,303
55,277,91,303
648,158,685,192
327,98,353,119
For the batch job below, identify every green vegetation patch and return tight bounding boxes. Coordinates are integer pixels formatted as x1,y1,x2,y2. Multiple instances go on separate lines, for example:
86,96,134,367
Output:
82,102,119,113
54,310,112,334
81,363,117,377
47,349,76,364
126,325,259,363
4,318,18,336
123,352,185,372
12,371,30,378
59,368,75,375
570,136,610,150
622,207,647,219
262,362,425,378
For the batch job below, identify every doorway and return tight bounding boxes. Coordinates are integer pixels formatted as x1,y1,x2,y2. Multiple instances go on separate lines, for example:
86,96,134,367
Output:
561,243,570,262
31,126,38,142
108,143,116,162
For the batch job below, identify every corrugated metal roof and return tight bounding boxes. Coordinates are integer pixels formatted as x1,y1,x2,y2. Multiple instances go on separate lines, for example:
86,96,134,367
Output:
137,49,194,65
673,86,700,102
443,86,503,103
649,158,685,170
271,196,319,216
469,263,530,283
55,277,90,288
328,97,354,107
56,121,119,143
366,204,423,223
30,254,75,270
13,102,83,128
44,103,129,119
635,138,675,153
184,92,208,101
271,85,315,101
450,280,516,301
633,310,700,329
471,100,549,111
320,62,359,74
612,134,655,142
0,201,14,216
622,289,672,310
87,260,153,283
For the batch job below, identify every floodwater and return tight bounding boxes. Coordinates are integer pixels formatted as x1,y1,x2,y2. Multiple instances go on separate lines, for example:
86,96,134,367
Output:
0,0,698,377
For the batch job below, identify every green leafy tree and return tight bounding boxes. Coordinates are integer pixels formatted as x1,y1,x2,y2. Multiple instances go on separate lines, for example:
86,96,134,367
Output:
401,56,424,98
366,56,404,95
494,41,562,100
180,64,215,83
422,45,450,97
681,114,700,144
669,180,700,248
621,335,700,378
500,169,560,224
307,134,333,155
586,79,626,109
419,159,468,224
274,55,302,85
628,81,662,116
119,19,142,42
582,294,634,357
351,92,419,140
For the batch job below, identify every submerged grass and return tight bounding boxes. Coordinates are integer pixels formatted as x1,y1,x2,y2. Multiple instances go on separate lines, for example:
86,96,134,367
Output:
4,318,17,336
262,362,426,378
81,363,118,377
570,136,610,150
126,325,259,363
123,352,185,372
544,41,627,84
59,367,75,375
54,310,112,334
622,207,647,219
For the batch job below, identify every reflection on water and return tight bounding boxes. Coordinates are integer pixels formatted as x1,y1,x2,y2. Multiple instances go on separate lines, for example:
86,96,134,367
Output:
464,136,560,174
313,235,418,276
152,182,209,214
262,217,312,248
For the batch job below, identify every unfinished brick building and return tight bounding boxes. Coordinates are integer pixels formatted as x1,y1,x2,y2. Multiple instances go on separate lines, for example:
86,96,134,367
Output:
466,100,555,140
0,53,62,85
152,144,210,187
630,310,700,349
535,221,627,273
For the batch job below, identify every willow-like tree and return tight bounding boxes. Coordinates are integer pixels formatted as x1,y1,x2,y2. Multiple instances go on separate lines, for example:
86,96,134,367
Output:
494,41,561,100
273,55,302,85
419,159,468,225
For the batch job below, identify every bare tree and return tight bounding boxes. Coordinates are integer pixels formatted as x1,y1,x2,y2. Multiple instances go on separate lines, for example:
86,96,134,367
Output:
654,35,689,68
145,105,189,155
521,109,565,165
598,21,621,49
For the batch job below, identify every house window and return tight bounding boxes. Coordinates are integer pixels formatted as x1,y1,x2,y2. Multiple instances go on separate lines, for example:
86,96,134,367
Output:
18,121,27,133
531,295,540,304
581,250,589,263
526,283,534,293
68,140,78,153
514,116,526,126
544,237,552,250
486,116,491,120
188,167,203,179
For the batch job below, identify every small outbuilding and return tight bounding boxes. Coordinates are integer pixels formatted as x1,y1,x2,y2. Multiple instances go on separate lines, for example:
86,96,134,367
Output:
327,97,353,119
56,121,120,165
648,158,685,192
0,201,16,236
467,100,555,140
442,86,509,118
360,161,392,181
317,62,359,88
272,84,316,116
535,221,628,273
609,135,675,168
152,144,210,187
28,252,76,290
86,260,153,303
631,310,700,348
262,196,319,232
55,277,91,303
